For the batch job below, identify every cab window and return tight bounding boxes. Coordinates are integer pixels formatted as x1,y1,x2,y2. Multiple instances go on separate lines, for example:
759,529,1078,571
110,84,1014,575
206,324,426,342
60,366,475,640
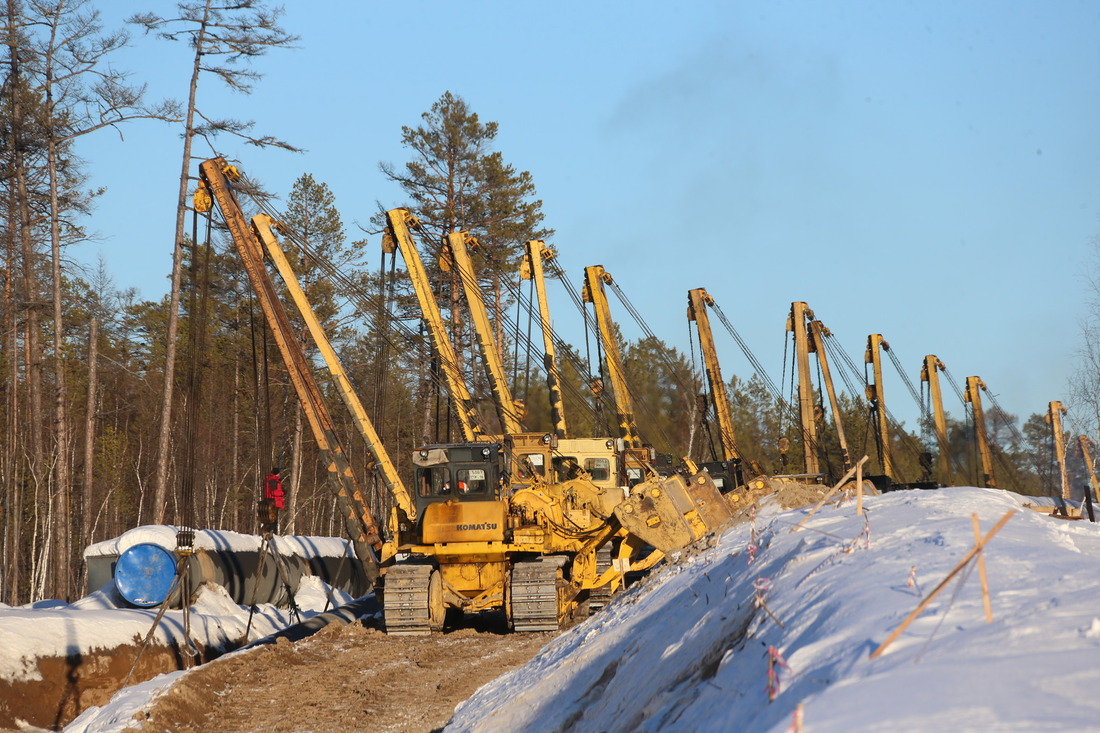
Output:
515,453,545,480
584,457,611,482
524,453,546,477
419,466,449,497
456,468,488,494
626,466,644,487
553,456,581,481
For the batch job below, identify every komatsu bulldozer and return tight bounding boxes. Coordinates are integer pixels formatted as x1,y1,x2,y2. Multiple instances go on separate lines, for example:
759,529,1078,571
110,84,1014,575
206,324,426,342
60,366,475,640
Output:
377,211,739,634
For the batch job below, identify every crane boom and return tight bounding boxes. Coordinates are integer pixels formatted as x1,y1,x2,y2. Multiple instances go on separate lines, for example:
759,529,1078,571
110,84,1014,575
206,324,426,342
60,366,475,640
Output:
198,158,381,581
251,214,417,520
383,209,488,442
522,240,568,439
865,334,893,478
965,376,996,488
789,303,820,475
582,265,642,449
444,231,524,436
1079,435,1100,501
1047,401,1069,501
808,319,850,473
920,355,951,485
687,288,740,463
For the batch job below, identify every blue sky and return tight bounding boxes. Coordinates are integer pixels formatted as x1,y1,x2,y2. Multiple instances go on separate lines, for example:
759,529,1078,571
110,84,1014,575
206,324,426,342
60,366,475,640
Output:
77,1,1100,435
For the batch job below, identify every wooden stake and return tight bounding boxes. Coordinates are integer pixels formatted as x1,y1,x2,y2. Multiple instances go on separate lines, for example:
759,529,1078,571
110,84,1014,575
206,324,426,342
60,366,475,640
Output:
856,459,864,517
870,510,1015,659
791,456,870,532
971,514,993,623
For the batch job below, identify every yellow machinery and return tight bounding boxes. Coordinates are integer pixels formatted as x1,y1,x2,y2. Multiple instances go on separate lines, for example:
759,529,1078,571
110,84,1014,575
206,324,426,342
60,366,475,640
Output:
1046,401,1069,501
789,302,822,476
521,243,643,495
520,240,568,439
581,265,663,485
687,287,750,491
865,334,894,478
198,159,383,583
965,376,996,488
381,212,735,630
920,355,952,485
202,158,735,634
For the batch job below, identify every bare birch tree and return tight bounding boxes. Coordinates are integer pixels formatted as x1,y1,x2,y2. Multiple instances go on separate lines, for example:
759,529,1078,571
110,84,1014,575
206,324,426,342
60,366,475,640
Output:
21,0,175,599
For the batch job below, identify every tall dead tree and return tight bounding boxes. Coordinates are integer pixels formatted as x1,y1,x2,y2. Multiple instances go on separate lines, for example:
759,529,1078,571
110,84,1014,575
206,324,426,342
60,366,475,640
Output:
129,0,297,525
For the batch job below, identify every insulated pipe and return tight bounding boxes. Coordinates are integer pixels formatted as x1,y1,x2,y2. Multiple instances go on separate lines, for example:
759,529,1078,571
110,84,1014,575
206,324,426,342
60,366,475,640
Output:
86,528,370,609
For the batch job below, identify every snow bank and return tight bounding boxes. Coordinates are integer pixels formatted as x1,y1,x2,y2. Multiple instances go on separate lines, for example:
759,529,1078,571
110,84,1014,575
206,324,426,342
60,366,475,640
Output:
446,487,1100,732
56,580,368,733
0,579,350,685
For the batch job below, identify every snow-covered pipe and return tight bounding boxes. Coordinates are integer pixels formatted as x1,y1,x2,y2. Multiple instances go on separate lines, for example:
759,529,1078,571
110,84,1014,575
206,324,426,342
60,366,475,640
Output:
84,526,371,608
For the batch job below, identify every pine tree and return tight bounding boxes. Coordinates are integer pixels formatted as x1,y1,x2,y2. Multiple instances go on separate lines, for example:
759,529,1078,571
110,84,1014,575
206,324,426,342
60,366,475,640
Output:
380,92,552,440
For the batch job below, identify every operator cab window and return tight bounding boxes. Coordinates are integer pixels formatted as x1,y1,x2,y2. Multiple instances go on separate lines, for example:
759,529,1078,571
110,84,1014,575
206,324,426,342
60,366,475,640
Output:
553,456,581,481
626,466,644,488
524,453,546,477
456,468,488,494
584,457,611,482
419,466,449,497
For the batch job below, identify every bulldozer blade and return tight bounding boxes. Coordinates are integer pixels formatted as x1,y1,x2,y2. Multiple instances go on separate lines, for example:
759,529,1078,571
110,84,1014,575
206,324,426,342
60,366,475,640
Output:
613,472,733,554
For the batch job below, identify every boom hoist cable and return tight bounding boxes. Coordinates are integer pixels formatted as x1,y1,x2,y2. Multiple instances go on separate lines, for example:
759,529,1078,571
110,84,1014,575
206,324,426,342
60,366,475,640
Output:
245,189,615,444
175,186,219,661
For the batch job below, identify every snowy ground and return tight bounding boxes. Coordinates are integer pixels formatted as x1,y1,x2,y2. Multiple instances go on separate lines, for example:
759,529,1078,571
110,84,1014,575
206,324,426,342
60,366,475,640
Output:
24,485,1100,732
446,486,1100,732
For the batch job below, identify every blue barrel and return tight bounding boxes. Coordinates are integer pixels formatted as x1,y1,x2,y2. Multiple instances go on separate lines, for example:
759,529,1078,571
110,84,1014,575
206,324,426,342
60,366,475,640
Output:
114,543,178,607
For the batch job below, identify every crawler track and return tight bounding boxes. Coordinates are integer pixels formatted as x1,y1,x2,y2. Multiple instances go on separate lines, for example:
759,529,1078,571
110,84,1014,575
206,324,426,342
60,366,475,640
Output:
511,557,566,632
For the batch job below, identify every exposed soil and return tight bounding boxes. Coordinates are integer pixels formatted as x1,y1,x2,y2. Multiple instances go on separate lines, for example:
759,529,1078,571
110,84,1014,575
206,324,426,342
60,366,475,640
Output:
135,615,556,733
0,640,227,732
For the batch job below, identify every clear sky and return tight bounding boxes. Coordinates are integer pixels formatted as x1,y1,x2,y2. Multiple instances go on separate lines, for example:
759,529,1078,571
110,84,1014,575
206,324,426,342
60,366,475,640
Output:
77,0,1100,434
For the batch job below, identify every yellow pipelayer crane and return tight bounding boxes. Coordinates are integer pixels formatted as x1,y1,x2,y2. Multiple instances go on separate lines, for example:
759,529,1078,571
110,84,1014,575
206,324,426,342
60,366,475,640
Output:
581,265,662,486
380,211,734,631
198,159,384,583
579,265,736,549
520,242,638,503
521,240,568,440
687,287,746,491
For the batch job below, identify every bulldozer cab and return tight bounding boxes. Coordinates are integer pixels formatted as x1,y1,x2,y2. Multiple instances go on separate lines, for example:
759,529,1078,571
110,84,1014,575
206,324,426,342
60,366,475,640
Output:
504,433,557,490
412,443,504,516
553,438,622,491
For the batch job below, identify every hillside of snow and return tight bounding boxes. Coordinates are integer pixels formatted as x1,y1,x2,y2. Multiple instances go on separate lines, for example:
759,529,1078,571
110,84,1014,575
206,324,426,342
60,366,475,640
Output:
446,486,1100,732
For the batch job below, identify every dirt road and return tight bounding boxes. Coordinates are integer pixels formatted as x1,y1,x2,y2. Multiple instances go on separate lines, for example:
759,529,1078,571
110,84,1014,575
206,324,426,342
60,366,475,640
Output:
135,616,556,733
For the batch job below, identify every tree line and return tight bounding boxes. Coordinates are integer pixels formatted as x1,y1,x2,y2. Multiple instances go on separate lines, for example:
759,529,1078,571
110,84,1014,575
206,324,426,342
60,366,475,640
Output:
0,1,1085,607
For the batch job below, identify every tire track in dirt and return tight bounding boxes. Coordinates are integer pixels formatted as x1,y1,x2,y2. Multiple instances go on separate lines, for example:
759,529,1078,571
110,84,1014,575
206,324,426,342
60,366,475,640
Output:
136,618,556,733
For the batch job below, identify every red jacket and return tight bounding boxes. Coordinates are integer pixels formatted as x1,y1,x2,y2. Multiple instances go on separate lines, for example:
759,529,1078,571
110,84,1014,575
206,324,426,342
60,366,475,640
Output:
264,473,286,509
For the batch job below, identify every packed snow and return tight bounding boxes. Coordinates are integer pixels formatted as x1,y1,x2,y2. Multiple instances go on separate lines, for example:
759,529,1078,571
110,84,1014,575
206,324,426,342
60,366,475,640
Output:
445,486,1100,732
39,486,1100,731
0,577,354,685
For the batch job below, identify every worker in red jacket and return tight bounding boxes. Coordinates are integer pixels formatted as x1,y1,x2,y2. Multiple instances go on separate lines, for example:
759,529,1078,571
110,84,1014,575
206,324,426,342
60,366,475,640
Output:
260,467,285,533
264,468,286,508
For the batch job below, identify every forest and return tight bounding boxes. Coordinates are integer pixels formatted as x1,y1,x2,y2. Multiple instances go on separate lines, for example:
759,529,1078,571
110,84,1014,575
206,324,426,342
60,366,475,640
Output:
0,1,1087,607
